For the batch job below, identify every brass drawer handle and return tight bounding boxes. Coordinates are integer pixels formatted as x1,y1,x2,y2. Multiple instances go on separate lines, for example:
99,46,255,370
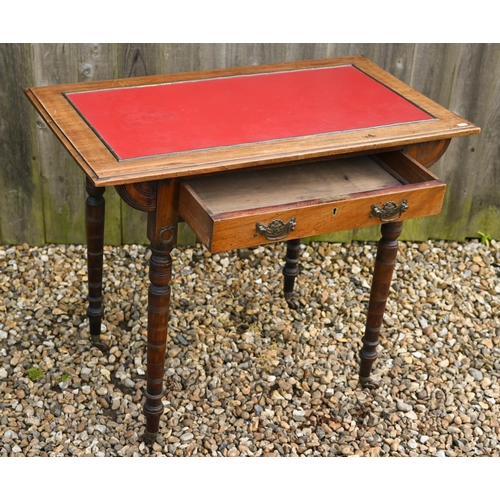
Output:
255,217,296,241
370,199,408,222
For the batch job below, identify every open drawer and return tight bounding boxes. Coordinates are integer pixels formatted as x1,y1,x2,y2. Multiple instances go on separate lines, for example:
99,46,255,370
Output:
179,151,446,253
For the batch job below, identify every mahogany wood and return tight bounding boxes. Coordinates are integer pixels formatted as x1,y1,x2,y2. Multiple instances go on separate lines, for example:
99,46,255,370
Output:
179,151,446,253
181,156,401,214
24,56,480,187
143,179,179,442
114,182,157,212
359,221,403,388
24,57,481,442
405,139,451,168
85,177,106,348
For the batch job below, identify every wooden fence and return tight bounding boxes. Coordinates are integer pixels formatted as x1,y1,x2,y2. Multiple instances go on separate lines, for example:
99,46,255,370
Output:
1,43,498,246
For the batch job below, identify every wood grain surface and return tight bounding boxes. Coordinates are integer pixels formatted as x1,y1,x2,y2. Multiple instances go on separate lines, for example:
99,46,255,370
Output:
26,55,479,187
180,152,446,252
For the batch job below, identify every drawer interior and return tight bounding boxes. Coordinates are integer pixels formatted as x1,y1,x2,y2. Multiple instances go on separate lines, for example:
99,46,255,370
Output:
179,151,445,252
183,155,403,214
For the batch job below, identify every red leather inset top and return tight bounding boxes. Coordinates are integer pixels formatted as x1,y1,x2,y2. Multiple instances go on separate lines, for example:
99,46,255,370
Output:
66,65,433,160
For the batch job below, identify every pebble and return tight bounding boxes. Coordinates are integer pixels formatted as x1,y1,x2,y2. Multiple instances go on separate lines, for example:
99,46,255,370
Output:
98,397,109,409
122,378,135,388
316,428,326,439
81,368,92,381
0,240,499,457
176,335,189,346
469,369,483,382
397,401,413,412
4,430,18,440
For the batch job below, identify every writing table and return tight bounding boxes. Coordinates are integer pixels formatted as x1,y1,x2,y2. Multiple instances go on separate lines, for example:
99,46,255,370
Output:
25,56,480,442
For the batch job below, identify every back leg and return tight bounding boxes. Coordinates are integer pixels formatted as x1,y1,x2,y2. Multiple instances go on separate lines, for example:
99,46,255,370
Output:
85,177,108,350
283,238,301,310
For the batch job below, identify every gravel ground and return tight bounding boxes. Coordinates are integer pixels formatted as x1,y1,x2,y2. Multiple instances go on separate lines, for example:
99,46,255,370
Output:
1,238,499,457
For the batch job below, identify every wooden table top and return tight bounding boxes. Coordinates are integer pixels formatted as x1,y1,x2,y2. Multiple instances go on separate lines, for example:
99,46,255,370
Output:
25,55,480,186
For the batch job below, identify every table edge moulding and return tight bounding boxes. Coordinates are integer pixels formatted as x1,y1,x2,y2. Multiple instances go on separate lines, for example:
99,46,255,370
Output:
25,55,481,442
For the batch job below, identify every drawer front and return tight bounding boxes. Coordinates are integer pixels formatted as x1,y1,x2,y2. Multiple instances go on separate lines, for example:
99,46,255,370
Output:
208,182,445,252
179,151,446,253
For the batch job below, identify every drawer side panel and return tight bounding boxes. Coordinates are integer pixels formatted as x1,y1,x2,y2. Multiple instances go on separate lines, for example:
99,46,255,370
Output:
179,183,215,249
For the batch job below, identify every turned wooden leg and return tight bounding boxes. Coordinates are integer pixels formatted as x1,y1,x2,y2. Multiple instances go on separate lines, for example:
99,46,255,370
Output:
85,177,107,350
144,245,173,442
143,180,179,443
283,238,301,310
359,221,403,389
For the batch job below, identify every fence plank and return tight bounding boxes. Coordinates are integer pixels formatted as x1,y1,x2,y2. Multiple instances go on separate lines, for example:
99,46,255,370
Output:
1,44,498,246
404,44,500,240
116,44,165,244
162,43,227,72
399,43,461,241
225,43,288,67
76,43,122,246
0,43,45,245
32,43,87,244
458,44,500,240
329,44,419,242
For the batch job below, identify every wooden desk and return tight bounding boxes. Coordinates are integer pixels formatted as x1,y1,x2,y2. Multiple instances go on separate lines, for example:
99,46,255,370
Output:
25,56,480,442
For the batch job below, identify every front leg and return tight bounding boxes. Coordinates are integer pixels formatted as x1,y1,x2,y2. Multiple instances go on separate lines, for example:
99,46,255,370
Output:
85,177,107,349
359,221,403,389
143,180,179,443
144,243,173,442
